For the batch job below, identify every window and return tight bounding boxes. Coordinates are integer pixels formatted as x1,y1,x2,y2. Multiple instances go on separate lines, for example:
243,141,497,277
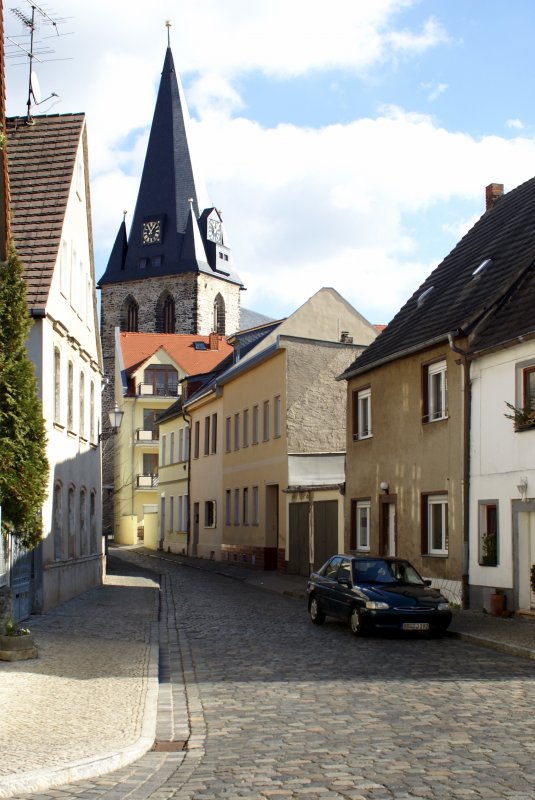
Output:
90,490,97,552
204,500,216,528
204,416,210,456
79,372,85,439
183,495,189,530
263,400,270,441
68,486,76,558
214,293,226,334
161,434,167,466
155,292,175,333
170,432,175,463
243,488,249,526
193,421,200,459
479,501,498,566
143,452,158,477
143,365,178,396
423,360,447,422
178,429,184,462
54,347,61,424
169,496,174,533
353,501,370,551
523,366,535,413
143,408,159,439
60,239,69,297
90,380,95,442
234,488,240,525
252,486,259,525
225,490,231,525
274,396,281,438
211,413,217,454
122,296,138,332
423,494,448,555
225,417,231,452
353,387,372,440
243,409,249,448
68,361,74,431
184,428,190,460
53,482,63,560
252,405,259,445
80,488,88,555
234,413,240,451
177,496,183,531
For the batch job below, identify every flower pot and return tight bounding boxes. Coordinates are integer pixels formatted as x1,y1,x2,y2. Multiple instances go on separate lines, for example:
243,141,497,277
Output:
0,633,38,661
490,593,506,617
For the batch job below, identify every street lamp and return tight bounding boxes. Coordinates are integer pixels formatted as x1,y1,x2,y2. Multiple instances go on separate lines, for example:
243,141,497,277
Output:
99,403,124,442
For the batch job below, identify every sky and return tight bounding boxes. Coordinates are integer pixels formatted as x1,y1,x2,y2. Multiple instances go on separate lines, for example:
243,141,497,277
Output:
4,0,535,327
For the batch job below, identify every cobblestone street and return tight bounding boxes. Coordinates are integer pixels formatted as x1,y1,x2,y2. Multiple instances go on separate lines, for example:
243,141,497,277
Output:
13,551,535,800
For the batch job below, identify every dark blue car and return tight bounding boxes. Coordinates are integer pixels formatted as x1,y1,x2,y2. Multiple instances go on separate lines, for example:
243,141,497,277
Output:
307,555,452,636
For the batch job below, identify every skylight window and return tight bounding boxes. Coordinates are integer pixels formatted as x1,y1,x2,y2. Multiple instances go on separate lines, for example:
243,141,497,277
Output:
193,341,207,350
417,286,434,308
472,258,492,277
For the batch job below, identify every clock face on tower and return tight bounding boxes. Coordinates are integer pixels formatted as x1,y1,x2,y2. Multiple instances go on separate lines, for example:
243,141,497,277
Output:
207,218,222,244
142,220,162,245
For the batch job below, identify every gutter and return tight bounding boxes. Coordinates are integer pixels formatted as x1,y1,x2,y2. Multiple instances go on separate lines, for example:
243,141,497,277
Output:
447,331,471,609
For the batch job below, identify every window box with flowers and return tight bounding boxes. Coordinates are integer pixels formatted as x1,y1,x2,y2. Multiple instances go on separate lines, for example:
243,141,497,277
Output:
0,618,38,661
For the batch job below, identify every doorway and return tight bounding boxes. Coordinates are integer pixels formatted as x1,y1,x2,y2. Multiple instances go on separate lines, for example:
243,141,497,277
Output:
264,485,279,570
380,497,396,557
192,502,199,557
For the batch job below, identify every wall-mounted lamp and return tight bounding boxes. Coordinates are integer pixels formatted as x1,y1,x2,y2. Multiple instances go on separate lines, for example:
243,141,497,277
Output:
379,481,389,494
517,476,528,503
99,403,124,442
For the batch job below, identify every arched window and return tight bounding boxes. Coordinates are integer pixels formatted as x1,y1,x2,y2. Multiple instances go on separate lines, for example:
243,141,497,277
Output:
213,293,226,335
121,295,139,332
79,371,85,439
54,346,61,423
68,360,74,431
155,291,175,333
80,488,88,555
53,482,63,560
90,490,98,553
68,485,76,558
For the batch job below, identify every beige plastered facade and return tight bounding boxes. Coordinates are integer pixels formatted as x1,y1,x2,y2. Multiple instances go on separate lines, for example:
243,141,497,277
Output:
345,343,465,604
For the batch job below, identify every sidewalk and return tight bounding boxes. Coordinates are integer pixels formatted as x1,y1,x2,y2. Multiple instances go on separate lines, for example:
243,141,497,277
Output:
0,545,533,798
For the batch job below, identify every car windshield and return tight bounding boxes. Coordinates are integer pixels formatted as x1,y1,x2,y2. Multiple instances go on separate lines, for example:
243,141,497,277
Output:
352,559,424,586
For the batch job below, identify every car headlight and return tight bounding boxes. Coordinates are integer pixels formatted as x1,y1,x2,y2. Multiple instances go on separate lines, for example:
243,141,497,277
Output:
365,601,390,610
437,602,450,611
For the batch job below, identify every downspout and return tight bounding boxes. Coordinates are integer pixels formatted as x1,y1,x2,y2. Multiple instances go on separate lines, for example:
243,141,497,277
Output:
447,331,472,608
182,407,192,556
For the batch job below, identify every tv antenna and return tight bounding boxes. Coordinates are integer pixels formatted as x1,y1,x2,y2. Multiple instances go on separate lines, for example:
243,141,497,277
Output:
5,2,72,123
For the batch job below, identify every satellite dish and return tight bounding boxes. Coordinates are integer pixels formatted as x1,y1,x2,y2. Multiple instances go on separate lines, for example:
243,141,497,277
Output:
30,71,42,104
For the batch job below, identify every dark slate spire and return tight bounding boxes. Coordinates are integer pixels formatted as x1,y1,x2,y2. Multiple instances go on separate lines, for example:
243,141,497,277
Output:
99,46,242,288
101,217,128,280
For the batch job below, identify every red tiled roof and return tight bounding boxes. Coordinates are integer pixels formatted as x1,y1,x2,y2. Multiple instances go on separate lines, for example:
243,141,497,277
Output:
6,113,85,310
119,332,233,376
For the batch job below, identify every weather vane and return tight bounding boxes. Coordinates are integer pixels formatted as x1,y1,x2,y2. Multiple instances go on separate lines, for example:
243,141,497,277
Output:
165,20,172,48
5,1,72,123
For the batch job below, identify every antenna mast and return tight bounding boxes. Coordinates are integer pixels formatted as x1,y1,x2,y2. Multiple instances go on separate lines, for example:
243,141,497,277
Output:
6,1,70,123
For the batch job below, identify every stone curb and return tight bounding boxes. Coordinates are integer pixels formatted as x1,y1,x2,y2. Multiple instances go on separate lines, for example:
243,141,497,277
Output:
0,590,160,800
447,629,535,661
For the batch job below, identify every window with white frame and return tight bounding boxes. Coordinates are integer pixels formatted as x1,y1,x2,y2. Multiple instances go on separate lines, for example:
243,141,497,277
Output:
54,347,61,424
178,428,184,462
177,496,183,531
183,494,189,530
252,405,259,445
67,360,74,431
263,400,270,441
424,494,448,555
234,413,240,451
355,501,370,550
353,387,372,440
204,500,216,528
478,501,498,566
170,432,175,463
193,421,200,459
225,416,231,452
204,416,210,456
169,496,174,533
79,372,85,439
161,434,167,466
424,360,447,422
211,413,217,454
243,408,249,448
274,395,282,438
184,427,190,460
252,486,259,525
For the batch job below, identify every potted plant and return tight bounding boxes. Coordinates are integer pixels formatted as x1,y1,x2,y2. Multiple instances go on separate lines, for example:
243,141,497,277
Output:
490,588,507,617
504,401,535,431
0,618,38,661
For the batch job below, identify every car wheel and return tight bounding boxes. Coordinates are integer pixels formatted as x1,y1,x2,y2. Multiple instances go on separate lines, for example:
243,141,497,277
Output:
349,606,366,636
309,595,325,625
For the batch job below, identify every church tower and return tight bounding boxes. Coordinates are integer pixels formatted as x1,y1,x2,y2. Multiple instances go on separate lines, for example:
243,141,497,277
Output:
98,46,243,405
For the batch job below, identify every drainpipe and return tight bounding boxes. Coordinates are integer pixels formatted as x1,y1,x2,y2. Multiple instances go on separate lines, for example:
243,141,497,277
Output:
447,331,472,609
182,408,192,556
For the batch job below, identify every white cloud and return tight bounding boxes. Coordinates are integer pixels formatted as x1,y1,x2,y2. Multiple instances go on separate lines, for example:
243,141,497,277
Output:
507,119,524,130
421,82,449,102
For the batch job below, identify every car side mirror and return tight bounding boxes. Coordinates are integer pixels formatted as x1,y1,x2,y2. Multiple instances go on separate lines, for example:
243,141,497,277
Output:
424,579,432,587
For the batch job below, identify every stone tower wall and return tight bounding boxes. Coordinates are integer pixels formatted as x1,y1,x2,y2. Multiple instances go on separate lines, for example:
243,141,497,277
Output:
195,273,241,336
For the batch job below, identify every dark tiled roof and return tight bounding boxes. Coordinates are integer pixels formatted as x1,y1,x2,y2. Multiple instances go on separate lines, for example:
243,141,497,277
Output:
238,308,276,331
6,113,84,311
340,176,535,379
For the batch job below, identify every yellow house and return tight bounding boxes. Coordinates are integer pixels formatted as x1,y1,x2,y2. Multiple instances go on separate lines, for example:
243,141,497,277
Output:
112,330,231,547
184,288,378,575
157,399,190,554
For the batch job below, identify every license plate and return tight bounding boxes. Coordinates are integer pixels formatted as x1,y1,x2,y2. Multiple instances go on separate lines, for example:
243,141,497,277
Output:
402,622,429,631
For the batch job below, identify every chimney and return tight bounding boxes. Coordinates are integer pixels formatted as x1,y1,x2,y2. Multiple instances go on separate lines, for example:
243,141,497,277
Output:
340,331,353,344
485,183,504,212
209,332,219,351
